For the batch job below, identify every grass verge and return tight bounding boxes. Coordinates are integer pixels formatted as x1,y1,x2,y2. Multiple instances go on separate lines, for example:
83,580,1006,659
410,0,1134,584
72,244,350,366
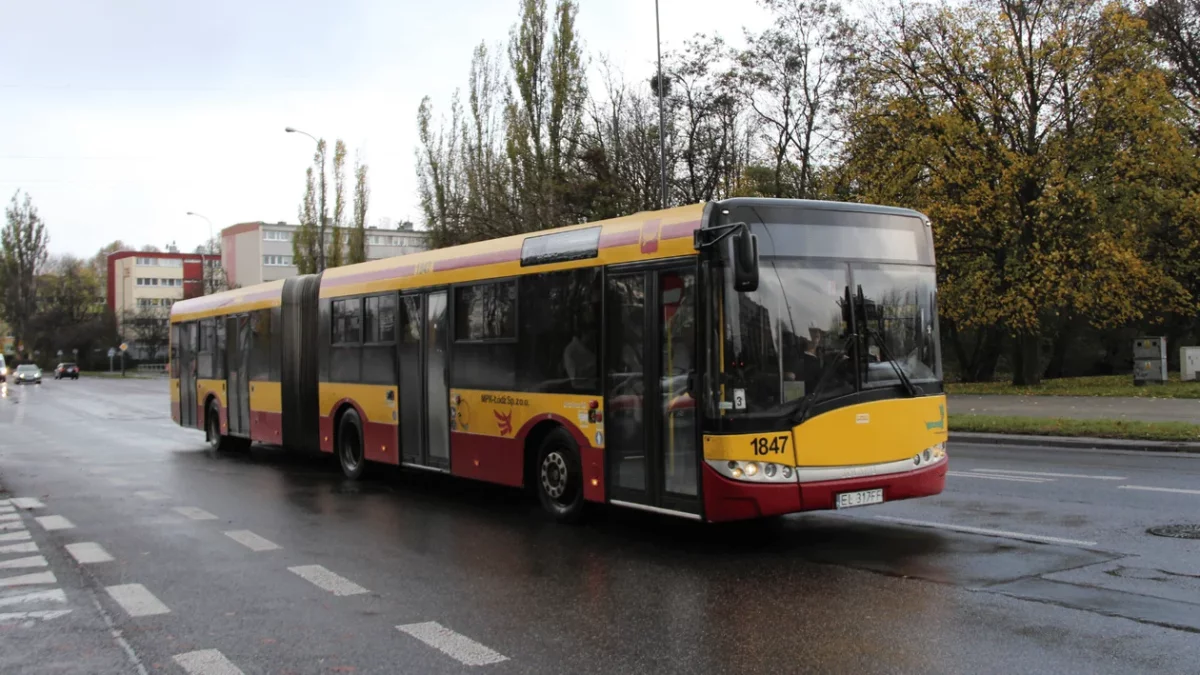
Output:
946,374,1200,399
950,413,1200,443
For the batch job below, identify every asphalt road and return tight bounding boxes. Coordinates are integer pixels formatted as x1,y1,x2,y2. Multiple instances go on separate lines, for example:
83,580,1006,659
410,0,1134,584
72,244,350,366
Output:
1,378,1199,674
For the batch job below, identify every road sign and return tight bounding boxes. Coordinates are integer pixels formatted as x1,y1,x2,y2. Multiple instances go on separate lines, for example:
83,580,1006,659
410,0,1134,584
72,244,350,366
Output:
57,349,63,357
119,343,128,352
107,347,116,358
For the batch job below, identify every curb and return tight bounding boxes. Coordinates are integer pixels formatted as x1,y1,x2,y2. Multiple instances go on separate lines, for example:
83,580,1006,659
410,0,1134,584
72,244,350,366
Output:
950,432,1200,454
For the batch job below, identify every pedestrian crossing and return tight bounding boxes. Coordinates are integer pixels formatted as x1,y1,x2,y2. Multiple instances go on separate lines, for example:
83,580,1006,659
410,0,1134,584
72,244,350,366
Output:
0,497,73,628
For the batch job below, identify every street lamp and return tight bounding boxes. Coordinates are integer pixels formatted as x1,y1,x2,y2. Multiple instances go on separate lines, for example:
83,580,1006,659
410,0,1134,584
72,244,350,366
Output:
186,211,216,294
285,126,319,145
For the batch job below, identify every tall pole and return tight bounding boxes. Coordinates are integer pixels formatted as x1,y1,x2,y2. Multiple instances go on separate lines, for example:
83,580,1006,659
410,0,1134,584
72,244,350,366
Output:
286,127,326,272
187,212,215,294
656,0,668,210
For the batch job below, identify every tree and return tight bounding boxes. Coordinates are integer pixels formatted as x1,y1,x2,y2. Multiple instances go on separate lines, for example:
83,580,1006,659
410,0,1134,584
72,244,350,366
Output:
139,244,161,253
1145,0,1200,134
328,139,348,269
26,255,114,367
739,0,855,199
128,305,170,361
294,166,319,274
1,191,50,356
348,153,370,264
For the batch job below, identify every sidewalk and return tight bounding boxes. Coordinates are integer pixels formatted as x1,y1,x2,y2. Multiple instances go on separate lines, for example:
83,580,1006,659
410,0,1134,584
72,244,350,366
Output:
949,395,1200,424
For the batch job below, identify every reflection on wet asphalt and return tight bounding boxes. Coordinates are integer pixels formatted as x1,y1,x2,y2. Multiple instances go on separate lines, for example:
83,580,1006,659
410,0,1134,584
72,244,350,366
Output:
1,378,1199,674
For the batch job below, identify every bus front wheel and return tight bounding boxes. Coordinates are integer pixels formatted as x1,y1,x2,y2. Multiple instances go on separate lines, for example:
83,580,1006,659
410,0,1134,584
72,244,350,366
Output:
338,408,367,480
536,428,585,523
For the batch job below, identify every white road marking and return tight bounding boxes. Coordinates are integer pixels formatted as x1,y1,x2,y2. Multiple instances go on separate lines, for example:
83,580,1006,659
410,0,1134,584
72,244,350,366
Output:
0,505,15,513
287,565,368,596
396,622,509,666
173,649,246,675
172,507,218,521
0,499,7,506
35,515,74,531
0,520,26,531
0,609,73,623
105,584,170,617
1118,485,1200,496
873,515,1098,547
0,571,57,587
947,471,1052,483
66,542,114,564
0,531,31,542
224,530,280,552
134,491,169,501
10,498,43,509
0,556,47,570
88,591,150,675
0,513,20,522
974,468,1126,480
0,542,38,554
0,589,66,607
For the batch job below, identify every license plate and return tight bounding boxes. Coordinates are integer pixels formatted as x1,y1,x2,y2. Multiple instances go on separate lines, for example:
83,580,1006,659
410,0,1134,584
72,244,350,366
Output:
835,488,884,509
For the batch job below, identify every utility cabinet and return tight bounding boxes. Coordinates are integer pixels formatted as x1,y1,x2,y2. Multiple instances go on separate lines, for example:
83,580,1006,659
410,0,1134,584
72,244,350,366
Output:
1133,337,1168,385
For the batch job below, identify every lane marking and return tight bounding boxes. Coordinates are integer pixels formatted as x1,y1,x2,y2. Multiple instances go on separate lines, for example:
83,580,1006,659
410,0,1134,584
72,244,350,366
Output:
0,513,21,522
173,649,246,675
0,609,73,623
105,584,170,617
66,542,114,564
0,505,15,513
0,556,47,570
974,468,1126,480
287,565,368,596
0,531,31,542
35,515,74,531
0,542,38,554
10,498,43,509
0,589,66,607
134,491,169,501
0,571,57,587
1118,485,1200,496
873,515,1098,547
88,590,150,675
396,622,509,666
0,520,26,531
224,530,280,552
173,507,218,521
947,471,1051,483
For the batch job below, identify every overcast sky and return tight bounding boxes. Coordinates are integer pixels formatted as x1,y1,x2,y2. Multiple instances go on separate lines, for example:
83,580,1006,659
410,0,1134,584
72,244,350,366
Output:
0,0,771,258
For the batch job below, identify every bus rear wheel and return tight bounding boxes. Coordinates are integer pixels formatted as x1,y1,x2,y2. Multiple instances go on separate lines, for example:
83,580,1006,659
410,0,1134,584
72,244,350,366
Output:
536,428,585,523
338,408,367,480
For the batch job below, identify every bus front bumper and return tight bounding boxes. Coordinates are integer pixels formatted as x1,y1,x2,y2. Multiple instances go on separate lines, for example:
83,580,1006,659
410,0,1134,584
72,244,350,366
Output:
701,457,948,523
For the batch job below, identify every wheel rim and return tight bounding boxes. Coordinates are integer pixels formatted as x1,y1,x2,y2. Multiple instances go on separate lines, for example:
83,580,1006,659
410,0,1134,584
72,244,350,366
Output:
540,450,571,502
208,411,219,448
341,426,363,472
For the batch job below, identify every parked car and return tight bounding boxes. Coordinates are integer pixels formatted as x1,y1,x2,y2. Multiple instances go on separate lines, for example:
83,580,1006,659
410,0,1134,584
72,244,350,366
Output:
0,353,6,383
13,364,41,385
54,363,80,380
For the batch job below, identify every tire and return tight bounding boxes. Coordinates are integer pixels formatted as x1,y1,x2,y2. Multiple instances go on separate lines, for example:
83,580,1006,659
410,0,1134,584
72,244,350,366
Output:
337,408,367,480
535,427,586,523
205,401,248,452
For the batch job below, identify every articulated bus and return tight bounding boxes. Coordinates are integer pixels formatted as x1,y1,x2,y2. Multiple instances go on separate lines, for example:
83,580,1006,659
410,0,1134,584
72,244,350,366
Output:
169,198,948,522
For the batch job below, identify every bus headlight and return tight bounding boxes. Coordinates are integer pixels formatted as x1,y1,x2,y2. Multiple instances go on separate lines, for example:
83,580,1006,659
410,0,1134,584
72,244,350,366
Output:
707,460,795,483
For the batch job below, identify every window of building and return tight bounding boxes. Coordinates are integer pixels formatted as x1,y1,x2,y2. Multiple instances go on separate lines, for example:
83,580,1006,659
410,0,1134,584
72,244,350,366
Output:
263,230,292,242
454,281,516,341
136,277,146,286
364,295,396,343
332,298,362,344
160,258,183,268
136,257,154,266
137,298,152,308
263,255,293,267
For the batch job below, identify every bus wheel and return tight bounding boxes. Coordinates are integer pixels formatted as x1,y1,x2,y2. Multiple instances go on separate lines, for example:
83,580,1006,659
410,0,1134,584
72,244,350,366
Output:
536,428,585,523
338,408,367,480
206,402,225,452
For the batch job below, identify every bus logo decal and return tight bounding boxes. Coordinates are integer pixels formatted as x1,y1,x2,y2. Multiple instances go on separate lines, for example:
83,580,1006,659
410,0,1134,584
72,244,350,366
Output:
925,405,945,431
495,409,513,436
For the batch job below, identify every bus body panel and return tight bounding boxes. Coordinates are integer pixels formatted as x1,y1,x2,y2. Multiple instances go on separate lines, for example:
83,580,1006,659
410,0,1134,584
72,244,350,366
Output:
318,382,400,465
197,378,227,433
169,378,181,424
249,381,283,445
792,395,947,467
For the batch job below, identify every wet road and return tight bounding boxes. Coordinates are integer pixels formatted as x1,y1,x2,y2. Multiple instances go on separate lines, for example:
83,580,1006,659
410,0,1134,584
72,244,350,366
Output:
1,378,1199,674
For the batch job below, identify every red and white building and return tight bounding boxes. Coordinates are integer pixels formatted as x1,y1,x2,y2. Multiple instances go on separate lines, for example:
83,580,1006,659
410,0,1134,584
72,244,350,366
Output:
107,251,220,346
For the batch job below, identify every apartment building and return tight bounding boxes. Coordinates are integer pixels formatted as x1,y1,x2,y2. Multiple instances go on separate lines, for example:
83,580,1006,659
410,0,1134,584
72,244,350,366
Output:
221,221,429,287
105,250,220,358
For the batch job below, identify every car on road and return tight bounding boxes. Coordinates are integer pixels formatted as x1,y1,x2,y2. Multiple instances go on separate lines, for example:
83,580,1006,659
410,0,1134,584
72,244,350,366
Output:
0,353,6,382
54,362,80,380
13,364,41,384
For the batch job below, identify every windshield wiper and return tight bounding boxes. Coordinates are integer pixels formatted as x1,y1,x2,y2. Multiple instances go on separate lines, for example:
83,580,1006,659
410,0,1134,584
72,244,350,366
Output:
856,285,922,398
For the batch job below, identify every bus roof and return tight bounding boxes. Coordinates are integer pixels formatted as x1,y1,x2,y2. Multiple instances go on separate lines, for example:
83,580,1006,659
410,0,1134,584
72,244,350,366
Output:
319,203,707,299
170,279,286,323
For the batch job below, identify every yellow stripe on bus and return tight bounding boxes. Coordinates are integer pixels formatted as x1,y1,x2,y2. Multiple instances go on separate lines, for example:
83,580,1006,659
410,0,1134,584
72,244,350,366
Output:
169,378,180,403
249,381,282,414
196,379,226,410
319,382,398,425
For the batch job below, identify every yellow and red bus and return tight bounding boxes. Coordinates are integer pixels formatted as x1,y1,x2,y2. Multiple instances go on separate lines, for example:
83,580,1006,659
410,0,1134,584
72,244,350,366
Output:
169,198,947,522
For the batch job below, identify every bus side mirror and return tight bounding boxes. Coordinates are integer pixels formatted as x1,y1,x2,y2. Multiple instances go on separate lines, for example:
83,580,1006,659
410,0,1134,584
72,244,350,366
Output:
733,228,759,293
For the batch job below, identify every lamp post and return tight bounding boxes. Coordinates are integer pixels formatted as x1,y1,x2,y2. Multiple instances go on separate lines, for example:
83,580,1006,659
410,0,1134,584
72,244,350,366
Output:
186,211,216,294
655,0,668,210
285,126,326,271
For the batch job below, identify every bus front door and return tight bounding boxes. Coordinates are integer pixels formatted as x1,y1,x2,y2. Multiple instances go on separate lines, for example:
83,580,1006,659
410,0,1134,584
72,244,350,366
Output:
605,263,700,517
398,291,450,471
